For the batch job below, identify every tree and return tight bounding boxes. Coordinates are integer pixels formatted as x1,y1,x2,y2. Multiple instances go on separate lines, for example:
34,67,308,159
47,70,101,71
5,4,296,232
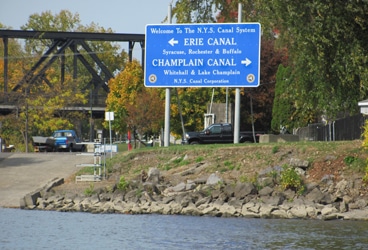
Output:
0,11,129,150
271,65,295,132
170,0,288,133
125,88,164,137
106,60,164,138
242,39,288,132
172,0,217,23
21,10,128,93
171,87,228,135
271,1,368,125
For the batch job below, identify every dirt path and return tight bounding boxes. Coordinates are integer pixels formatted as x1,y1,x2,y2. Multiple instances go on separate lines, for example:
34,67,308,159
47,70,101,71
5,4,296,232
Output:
0,152,94,208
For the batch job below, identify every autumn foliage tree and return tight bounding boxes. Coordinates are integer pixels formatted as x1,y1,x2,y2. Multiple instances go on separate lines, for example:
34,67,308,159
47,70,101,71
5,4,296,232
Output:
0,10,128,150
125,88,164,136
106,60,164,139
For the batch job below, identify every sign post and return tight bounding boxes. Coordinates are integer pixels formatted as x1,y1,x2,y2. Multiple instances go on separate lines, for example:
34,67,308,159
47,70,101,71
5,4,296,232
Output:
234,2,243,144
145,17,261,145
105,111,114,158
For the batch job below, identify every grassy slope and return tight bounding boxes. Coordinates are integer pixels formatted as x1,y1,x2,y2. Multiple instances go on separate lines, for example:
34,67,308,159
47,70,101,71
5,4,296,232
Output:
55,140,367,197
62,140,367,193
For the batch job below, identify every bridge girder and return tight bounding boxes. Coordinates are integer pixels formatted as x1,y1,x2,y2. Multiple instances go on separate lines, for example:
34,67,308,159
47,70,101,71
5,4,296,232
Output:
0,30,145,113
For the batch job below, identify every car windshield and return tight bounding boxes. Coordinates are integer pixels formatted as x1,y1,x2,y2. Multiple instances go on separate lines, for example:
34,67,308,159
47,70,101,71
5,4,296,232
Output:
53,132,72,137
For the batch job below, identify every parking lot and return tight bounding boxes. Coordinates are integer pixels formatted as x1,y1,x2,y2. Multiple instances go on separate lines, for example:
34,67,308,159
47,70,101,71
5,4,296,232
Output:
0,152,93,208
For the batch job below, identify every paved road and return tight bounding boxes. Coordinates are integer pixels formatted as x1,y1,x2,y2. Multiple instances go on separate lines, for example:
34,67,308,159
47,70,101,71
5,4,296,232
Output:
0,152,94,208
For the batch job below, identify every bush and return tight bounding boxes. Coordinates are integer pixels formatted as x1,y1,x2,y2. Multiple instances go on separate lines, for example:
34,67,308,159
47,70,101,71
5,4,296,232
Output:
84,184,95,196
280,165,305,194
362,120,368,183
117,176,128,191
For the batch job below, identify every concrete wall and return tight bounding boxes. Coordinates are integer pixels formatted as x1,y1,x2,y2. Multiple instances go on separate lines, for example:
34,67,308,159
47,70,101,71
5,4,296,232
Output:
259,134,299,143
206,103,233,124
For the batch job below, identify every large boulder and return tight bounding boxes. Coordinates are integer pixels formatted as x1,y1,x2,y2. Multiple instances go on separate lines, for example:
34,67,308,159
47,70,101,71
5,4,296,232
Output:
234,182,257,199
224,184,235,197
218,203,238,217
289,158,310,169
288,205,307,218
21,190,41,209
258,186,273,196
305,187,325,203
206,173,223,185
259,204,278,218
261,195,284,206
147,168,161,184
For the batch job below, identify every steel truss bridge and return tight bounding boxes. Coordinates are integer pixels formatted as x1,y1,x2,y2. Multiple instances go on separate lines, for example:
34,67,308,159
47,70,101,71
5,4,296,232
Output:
0,30,145,117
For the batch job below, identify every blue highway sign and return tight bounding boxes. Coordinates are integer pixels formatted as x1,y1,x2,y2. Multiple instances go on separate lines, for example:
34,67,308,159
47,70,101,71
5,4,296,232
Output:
144,23,261,88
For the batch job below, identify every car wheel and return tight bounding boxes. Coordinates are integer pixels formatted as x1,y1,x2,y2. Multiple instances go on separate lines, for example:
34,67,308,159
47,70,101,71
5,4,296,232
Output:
190,141,199,145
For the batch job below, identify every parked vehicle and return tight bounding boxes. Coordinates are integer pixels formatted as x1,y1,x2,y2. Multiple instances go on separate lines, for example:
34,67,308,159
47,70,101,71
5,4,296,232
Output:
52,130,85,152
184,123,264,145
32,136,55,152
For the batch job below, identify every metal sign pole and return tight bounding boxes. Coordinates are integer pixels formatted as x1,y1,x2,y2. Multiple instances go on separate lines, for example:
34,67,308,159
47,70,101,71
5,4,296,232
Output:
164,4,172,147
234,3,242,144
105,111,114,158
109,118,112,158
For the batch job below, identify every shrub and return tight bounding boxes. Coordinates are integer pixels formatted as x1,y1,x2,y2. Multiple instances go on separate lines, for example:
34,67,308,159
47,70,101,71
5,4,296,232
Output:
344,155,365,172
84,184,95,196
268,169,279,184
344,156,357,165
363,164,368,184
224,160,235,170
362,120,368,183
117,176,128,191
280,165,305,194
196,156,204,162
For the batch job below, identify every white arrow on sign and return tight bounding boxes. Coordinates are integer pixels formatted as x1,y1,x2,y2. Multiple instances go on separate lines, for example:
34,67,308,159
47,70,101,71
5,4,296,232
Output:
168,38,178,46
241,58,252,66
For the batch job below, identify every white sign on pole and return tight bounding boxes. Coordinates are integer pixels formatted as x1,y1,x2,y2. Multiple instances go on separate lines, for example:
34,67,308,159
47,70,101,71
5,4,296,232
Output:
105,111,114,158
105,112,114,121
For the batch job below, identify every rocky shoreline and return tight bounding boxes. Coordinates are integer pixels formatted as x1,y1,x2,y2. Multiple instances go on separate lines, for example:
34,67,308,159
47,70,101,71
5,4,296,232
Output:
20,162,368,220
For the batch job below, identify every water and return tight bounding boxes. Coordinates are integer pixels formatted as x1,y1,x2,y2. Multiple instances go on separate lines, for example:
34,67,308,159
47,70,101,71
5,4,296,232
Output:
1,208,368,250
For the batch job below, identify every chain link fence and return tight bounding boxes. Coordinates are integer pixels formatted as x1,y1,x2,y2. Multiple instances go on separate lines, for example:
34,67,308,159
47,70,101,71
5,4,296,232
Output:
295,114,365,141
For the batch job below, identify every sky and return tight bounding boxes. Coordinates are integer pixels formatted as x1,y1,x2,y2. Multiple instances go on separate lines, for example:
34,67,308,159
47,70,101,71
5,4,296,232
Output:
1,0,171,33
0,0,173,58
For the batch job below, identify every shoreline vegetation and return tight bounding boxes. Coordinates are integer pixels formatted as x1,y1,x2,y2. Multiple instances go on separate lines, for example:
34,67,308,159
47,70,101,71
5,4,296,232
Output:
20,140,368,220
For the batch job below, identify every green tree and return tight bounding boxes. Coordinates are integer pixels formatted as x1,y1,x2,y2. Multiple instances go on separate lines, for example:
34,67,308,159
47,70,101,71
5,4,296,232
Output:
170,0,288,133
271,65,294,132
271,1,368,124
171,87,228,135
172,0,216,23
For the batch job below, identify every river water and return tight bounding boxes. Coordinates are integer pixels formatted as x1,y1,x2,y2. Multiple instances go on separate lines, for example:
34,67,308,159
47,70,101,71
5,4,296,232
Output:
1,208,368,250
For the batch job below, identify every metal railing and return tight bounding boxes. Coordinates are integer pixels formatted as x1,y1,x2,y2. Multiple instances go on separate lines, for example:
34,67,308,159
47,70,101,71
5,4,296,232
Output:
296,114,365,141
